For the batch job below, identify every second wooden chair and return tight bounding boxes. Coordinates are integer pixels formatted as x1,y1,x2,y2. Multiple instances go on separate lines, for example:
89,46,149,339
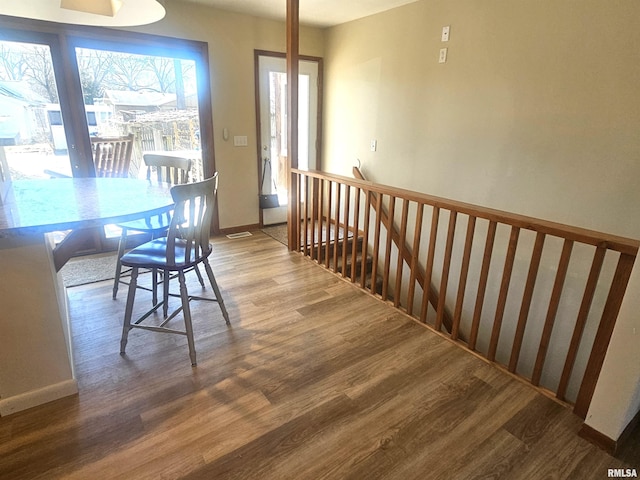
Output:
112,153,202,304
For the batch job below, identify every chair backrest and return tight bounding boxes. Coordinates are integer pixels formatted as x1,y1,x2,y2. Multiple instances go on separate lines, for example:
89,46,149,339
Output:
143,153,192,185
166,173,218,265
91,133,134,178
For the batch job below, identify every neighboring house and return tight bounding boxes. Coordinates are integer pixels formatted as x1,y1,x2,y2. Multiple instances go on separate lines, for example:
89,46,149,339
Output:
45,103,114,152
101,89,197,120
0,81,48,146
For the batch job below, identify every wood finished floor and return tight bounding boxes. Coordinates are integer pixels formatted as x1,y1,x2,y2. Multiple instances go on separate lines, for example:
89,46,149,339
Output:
0,232,635,479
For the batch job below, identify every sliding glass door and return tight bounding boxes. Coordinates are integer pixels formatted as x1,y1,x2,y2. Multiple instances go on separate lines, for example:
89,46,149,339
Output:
72,43,205,182
0,15,217,247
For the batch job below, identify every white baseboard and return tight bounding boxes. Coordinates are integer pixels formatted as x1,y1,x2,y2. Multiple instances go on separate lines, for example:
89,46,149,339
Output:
0,379,78,416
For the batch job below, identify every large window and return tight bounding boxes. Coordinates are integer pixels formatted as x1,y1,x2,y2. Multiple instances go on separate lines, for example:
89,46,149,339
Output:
0,15,218,240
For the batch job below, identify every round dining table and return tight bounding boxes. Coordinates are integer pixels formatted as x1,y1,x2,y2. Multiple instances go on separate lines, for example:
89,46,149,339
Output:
0,177,174,235
0,178,174,416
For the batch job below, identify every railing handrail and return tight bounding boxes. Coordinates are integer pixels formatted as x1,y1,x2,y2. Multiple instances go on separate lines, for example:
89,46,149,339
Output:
292,168,640,255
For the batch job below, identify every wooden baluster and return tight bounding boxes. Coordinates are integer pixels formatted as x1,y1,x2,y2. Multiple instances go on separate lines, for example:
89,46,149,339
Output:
302,175,310,257
435,210,457,332
113,142,122,176
316,178,324,263
350,187,361,282
556,247,606,401
420,207,440,323
407,203,424,316
302,175,314,257
488,226,520,362
116,141,125,175
325,181,334,268
309,177,318,261
101,144,110,176
381,196,396,300
469,221,497,350
103,145,110,176
95,144,105,177
370,192,384,295
341,185,351,277
360,188,372,289
295,173,301,252
394,199,410,308
508,232,547,373
530,238,573,384
327,184,342,272
574,253,636,419
452,215,476,341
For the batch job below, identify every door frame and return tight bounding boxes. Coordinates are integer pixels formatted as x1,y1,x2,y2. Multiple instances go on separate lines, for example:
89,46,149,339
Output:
254,49,323,227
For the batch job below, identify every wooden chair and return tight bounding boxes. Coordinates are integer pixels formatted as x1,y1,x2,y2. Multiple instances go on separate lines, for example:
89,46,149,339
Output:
91,134,134,178
119,173,229,366
112,153,201,305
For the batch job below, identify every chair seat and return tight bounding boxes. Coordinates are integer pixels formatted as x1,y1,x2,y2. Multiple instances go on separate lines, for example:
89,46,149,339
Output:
116,215,171,234
121,237,210,270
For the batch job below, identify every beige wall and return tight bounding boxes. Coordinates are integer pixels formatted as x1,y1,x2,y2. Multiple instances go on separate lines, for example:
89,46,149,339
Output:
322,0,640,440
126,0,639,442
133,0,325,230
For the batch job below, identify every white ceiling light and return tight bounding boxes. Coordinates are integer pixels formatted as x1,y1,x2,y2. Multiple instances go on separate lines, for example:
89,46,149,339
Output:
60,0,124,18
0,0,165,27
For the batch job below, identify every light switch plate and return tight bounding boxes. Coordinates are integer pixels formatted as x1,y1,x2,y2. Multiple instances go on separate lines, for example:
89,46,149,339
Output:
439,48,448,64
233,135,248,147
441,25,450,42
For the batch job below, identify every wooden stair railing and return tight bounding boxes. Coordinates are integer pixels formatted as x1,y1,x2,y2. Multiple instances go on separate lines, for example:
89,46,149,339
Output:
290,167,639,419
353,166,454,334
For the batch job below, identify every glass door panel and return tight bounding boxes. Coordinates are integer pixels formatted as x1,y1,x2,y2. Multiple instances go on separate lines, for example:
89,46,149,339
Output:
75,47,204,182
258,54,319,225
0,40,71,179
74,46,204,241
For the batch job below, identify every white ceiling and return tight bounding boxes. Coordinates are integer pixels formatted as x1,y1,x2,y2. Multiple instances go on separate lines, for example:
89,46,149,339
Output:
175,0,420,28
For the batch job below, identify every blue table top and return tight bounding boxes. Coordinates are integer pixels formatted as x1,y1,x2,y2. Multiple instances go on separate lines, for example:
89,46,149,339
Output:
0,178,174,236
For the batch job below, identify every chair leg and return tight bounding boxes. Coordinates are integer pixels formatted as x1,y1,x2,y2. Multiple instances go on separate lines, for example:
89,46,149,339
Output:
151,268,158,306
203,259,230,324
163,268,170,318
194,265,205,287
178,271,197,366
150,231,163,307
120,266,139,355
113,227,129,299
